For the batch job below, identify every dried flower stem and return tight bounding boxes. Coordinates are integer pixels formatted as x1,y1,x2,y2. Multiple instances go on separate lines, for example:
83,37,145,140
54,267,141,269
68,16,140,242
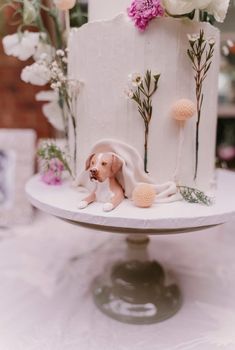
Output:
187,30,215,180
131,70,160,173
50,49,78,177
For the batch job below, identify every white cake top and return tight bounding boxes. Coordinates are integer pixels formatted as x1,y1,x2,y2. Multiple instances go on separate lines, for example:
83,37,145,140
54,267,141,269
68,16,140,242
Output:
89,0,130,21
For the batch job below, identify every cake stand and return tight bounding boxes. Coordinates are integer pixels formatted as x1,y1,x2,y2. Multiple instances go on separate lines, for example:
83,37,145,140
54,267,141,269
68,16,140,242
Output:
26,169,235,325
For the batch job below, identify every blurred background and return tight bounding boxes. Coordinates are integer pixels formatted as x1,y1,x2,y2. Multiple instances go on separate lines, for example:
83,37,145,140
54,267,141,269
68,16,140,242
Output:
0,0,235,167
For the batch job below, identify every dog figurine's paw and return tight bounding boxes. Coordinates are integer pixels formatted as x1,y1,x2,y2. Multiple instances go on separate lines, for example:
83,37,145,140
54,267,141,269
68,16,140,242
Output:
103,202,114,212
78,200,88,209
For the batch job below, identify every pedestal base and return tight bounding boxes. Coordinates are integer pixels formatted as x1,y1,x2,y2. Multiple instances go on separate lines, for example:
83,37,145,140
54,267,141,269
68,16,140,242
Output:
92,235,182,324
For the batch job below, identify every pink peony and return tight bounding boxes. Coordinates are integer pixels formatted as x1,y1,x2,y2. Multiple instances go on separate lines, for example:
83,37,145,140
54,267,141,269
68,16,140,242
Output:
128,0,164,31
41,158,64,185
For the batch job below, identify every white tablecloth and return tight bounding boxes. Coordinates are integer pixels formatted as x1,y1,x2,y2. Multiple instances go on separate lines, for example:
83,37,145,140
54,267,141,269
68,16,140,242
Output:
0,211,235,350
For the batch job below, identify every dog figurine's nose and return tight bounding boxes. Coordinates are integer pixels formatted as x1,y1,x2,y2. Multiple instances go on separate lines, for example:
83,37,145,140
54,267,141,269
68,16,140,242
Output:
90,168,98,175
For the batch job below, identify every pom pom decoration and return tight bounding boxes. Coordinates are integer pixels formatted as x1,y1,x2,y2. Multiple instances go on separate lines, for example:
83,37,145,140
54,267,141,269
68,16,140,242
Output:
171,99,196,182
172,99,196,122
132,183,156,208
54,0,76,11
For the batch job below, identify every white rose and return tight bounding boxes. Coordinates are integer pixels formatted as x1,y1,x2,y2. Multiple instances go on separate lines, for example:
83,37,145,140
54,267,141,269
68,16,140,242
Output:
2,31,44,61
163,0,230,22
36,91,64,131
206,0,230,23
163,0,197,15
21,62,51,86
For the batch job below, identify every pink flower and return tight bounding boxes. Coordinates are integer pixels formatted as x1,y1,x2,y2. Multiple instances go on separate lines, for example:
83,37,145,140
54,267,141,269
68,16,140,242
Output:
41,158,64,185
49,158,64,172
41,170,62,185
128,0,164,31
217,145,235,162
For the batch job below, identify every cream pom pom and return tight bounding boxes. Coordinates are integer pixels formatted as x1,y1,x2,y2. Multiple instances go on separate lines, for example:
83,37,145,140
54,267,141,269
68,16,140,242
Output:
54,0,76,10
172,99,196,122
132,183,156,208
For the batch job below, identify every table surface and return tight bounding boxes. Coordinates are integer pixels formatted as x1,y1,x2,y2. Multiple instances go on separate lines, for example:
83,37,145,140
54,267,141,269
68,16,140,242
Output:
0,212,235,350
26,170,235,232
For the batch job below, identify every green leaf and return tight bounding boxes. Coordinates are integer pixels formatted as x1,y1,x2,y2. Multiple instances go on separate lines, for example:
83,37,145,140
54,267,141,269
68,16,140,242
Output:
178,186,213,206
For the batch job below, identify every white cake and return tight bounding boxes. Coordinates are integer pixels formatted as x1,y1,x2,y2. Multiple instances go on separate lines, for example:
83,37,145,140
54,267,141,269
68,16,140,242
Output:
68,1,220,194
89,0,130,21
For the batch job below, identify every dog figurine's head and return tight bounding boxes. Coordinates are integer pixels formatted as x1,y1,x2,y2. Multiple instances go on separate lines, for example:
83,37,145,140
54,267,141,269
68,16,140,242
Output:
85,152,123,182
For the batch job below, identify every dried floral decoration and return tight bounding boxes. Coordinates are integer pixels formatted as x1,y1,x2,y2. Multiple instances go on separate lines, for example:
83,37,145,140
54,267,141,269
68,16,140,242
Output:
126,70,160,173
187,30,215,180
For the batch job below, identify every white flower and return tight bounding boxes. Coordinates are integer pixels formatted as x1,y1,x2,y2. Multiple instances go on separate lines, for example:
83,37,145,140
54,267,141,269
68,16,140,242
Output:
222,45,230,56
36,91,64,131
124,88,134,99
21,62,51,86
227,39,234,48
128,72,142,87
2,31,44,61
206,0,230,23
163,0,196,15
207,37,215,45
163,0,230,23
187,33,200,42
56,49,65,57
34,42,55,62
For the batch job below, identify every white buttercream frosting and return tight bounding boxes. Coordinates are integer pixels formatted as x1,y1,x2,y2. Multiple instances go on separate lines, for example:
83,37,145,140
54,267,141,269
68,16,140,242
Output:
68,15,220,191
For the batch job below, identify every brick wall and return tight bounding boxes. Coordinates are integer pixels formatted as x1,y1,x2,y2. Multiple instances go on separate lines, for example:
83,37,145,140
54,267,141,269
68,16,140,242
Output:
0,14,55,139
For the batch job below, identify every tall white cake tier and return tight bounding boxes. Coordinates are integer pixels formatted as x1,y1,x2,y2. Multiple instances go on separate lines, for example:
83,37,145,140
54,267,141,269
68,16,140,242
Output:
89,0,130,21
68,15,219,190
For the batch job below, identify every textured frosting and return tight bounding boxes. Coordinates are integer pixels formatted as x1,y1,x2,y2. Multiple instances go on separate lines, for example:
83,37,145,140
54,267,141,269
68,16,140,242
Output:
68,15,220,190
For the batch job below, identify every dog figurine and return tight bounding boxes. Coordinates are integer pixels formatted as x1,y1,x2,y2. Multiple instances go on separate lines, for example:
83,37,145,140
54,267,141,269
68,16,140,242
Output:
78,152,124,212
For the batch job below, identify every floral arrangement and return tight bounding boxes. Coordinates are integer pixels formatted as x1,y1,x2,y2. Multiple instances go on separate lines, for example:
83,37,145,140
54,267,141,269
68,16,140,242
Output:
126,70,160,173
37,142,72,185
187,30,215,180
127,0,230,31
1,0,87,178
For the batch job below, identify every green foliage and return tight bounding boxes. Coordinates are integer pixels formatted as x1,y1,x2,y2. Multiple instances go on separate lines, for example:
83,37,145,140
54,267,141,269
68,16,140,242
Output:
178,186,213,206
70,2,88,28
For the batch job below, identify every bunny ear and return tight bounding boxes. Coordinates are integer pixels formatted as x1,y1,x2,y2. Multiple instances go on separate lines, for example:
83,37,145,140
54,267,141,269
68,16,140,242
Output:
85,153,95,170
111,154,123,175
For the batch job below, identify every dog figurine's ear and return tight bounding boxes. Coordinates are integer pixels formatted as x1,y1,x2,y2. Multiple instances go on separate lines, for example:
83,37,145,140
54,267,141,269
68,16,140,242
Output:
85,153,95,171
111,154,123,175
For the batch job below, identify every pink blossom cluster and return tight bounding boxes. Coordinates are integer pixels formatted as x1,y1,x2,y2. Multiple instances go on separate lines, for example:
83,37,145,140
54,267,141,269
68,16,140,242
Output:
217,145,235,162
128,0,164,31
41,158,64,185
